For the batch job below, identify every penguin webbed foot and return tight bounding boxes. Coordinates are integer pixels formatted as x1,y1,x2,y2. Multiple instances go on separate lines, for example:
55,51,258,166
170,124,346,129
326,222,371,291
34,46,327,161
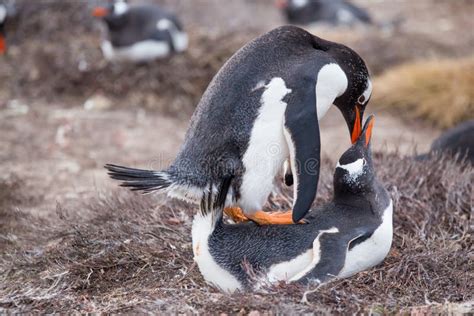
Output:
224,207,307,225
224,207,250,223
247,210,307,225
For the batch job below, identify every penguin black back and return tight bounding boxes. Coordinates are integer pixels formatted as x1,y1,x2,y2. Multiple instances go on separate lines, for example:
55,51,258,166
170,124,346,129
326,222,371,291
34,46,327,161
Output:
106,26,372,225
416,120,474,164
279,0,372,26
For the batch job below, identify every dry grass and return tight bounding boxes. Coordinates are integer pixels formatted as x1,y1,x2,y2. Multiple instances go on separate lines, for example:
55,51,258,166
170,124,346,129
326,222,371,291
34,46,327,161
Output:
0,154,472,313
373,57,474,129
2,0,474,118
0,0,258,117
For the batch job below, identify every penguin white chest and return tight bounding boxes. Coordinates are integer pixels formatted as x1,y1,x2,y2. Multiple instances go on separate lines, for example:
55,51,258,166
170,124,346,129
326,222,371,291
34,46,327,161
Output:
239,78,292,213
338,200,394,278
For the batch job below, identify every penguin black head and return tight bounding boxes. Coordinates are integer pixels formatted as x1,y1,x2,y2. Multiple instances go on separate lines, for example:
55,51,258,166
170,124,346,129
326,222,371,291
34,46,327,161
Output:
331,45,372,145
92,0,129,30
307,32,372,145
0,3,7,55
334,115,375,195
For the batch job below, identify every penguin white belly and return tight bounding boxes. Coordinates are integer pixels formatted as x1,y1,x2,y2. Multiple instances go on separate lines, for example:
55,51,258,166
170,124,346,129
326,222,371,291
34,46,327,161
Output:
266,227,339,283
239,77,292,213
192,213,242,293
101,40,170,63
338,200,393,278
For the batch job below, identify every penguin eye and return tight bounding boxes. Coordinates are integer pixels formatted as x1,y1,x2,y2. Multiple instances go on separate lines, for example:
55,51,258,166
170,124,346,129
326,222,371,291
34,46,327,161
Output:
358,95,366,104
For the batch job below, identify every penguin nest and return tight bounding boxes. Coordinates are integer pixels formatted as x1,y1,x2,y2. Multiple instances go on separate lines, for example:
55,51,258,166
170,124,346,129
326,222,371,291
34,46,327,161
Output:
1,154,472,313
373,57,474,129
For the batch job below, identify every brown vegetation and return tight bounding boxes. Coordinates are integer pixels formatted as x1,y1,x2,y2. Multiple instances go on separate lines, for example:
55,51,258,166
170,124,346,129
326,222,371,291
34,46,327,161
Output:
1,154,472,313
373,57,474,128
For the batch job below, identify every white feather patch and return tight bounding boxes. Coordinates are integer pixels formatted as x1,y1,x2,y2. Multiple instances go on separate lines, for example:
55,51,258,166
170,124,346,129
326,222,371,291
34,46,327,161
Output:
157,19,172,30
156,19,188,53
113,1,129,15
101,40,170,63
239,77,291,213
362,79,373,102
266,249,312,283
338,200,393,278
292,0,309,8
192,213,243,293
0,5,6,23
315,63,348,119
336,158,365,182
289,227,339,281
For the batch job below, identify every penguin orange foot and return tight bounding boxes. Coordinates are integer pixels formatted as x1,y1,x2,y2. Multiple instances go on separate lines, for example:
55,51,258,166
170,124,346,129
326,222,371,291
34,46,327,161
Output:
224,207,304,225
224,207,249,223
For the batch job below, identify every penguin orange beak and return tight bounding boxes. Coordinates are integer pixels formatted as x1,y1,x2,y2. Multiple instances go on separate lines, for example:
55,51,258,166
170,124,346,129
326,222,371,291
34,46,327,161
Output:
92,7,109,18
351,105,363,144
364,116,375,147
0,35,5,55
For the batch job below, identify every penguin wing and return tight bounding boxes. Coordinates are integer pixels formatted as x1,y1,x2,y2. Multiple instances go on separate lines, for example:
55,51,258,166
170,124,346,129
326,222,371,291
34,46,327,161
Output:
297,229,352,284
284,77,320,223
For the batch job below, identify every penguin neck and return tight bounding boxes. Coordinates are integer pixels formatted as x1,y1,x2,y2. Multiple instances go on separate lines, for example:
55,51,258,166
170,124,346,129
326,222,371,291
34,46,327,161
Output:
334,180,389,218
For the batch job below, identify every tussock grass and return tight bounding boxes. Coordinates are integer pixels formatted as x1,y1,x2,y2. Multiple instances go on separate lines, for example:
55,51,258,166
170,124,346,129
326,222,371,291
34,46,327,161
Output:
373,57,474,128
0,154,472,313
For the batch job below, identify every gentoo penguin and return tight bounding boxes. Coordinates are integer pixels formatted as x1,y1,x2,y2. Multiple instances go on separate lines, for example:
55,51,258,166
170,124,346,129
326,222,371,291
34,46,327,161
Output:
416,120,474,165
276,0,372,26
105,26,373,225
192,115,393,293
92,0,188,63
0,2,8,54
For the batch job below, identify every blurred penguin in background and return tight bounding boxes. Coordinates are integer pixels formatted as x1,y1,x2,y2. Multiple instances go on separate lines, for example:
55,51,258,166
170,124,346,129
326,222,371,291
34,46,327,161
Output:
92,0,188,63
276,0,372,26
0,0,17,55
416,120,474,165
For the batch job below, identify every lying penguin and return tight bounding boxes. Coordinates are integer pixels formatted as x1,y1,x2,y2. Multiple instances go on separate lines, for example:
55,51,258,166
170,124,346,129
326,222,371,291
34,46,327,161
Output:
276,0,372,26
106,25,372,225
416,120,474,165
192,115,393,292
92,0,188,63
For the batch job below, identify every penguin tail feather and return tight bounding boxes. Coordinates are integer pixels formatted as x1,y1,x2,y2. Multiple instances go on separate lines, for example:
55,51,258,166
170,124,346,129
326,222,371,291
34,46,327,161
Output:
200,175,233,227
104,164,172,193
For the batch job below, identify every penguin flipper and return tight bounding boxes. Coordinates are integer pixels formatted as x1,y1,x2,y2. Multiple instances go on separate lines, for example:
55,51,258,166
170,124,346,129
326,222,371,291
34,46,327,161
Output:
293,228,347,284
284,79,320,223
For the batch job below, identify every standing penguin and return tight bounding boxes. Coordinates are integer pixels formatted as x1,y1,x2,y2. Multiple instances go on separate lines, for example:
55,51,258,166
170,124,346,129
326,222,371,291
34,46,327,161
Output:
276,0,372,26
192,116,393,292
106,26,372,225
92,0,188,63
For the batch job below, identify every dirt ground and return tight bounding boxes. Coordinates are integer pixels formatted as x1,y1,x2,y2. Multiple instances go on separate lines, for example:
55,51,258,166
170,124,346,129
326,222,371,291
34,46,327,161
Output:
0,0,473,313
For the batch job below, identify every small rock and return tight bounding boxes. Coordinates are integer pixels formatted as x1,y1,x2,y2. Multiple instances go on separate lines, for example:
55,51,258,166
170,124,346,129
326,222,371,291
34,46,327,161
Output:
84,95,112,111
